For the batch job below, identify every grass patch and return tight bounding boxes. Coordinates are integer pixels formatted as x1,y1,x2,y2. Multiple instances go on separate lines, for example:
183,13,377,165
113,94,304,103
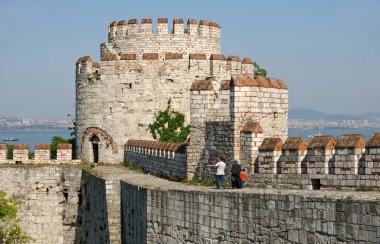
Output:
123,162,145,174
183,178,215,187
355,186,378,192
256,183,267,189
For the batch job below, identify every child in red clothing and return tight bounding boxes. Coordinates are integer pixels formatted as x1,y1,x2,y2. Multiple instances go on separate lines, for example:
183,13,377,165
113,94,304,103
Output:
241,169,248,188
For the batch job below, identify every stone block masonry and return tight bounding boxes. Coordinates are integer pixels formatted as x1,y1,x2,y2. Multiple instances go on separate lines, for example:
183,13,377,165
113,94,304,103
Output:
306,135,336,175
0,143,77,164
2,165,380,243
0,166,82,244
253,133,380,190
57,143,73,162
13,143,29,161
105,18,221,57
85,166,380,244
80,172,110,243
258,137,283,174
365,133,380,175
187,75,288,180
35,144,51,162
280,137,308,174
75,18,260,164
0,143,6,160
124,140,188,181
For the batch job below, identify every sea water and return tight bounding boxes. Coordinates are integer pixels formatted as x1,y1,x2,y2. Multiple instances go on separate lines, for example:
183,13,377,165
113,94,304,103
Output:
0,129,71,152
0,128,378,152
289,128,379,141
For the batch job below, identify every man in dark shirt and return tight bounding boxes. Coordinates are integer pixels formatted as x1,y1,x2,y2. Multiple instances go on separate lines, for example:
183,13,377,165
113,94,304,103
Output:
231,160,242,189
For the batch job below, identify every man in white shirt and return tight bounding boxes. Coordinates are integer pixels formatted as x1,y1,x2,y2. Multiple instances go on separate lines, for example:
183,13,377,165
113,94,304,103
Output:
207,156,226,189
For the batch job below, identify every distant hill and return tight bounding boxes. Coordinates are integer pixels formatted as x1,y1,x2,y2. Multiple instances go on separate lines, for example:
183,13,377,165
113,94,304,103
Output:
289,108,380,120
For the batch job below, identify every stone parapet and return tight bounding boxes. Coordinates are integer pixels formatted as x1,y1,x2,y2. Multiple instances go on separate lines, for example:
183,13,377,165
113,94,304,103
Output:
252,133,380,189
105,18,221,57
112,168,380,244
251,173,380,190
258,138,283,174
306,135,336,174
334,134,366,175
0,143,76,164
13,144,29,162
57,143,73,163
125,140,188,180
0,144,7,161
364,133,380,175
35,144,51,162
280,137,308,174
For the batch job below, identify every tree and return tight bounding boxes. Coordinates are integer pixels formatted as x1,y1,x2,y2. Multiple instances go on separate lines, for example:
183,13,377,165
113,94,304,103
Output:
51,136,71,159
0,190,31,243
254,62,267,77
148,99,190,142
6,145,13,160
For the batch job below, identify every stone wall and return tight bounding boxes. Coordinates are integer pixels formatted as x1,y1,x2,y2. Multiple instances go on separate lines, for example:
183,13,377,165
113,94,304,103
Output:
124,140,188,181
0,166,82,244
119,178,380,244
119,74,288,181
103,19,221,58
80,168,129,244
3,165,379,244
80,172,110,243
120,182,147,243
253,134,380,190
0,143,76,164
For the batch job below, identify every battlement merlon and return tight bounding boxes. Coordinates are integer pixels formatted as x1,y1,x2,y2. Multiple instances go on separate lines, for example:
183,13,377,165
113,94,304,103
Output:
75,53,256,86
75,56,100,77
103,18,221,57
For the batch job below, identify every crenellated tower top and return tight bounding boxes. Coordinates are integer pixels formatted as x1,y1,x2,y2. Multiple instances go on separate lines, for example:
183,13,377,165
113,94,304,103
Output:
101,18,221,58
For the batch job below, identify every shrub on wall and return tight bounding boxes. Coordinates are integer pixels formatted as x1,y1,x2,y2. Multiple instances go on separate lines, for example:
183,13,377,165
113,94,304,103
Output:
254,62,267,77
148,99,190,142
0,190,31,243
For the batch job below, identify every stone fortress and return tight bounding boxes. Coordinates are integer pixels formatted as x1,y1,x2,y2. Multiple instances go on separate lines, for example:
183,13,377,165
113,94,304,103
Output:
1,18,380,243
75,17,288,165
74,17,380,190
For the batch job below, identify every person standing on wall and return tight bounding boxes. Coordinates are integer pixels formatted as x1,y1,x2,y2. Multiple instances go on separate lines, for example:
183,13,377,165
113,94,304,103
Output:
241,168,248,188
207,156,226,189
231,160,242,189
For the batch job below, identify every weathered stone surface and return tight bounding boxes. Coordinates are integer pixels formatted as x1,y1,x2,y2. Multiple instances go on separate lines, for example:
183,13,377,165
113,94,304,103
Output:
308,135,336,149
75,18,262,165
0,166,82,244
336,134,366,149
91,166,380,244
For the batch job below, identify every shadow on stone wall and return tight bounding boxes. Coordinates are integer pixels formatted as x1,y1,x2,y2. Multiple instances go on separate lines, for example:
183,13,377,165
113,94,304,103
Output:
78,171,110,243
194,121,235,182
121,182,147,244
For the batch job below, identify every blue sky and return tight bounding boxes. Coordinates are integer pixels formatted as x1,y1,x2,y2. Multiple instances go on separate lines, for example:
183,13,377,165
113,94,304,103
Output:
0,0,379,119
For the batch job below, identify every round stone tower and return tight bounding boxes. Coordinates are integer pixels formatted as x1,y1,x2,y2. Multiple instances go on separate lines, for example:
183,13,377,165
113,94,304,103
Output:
75,18,255,163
